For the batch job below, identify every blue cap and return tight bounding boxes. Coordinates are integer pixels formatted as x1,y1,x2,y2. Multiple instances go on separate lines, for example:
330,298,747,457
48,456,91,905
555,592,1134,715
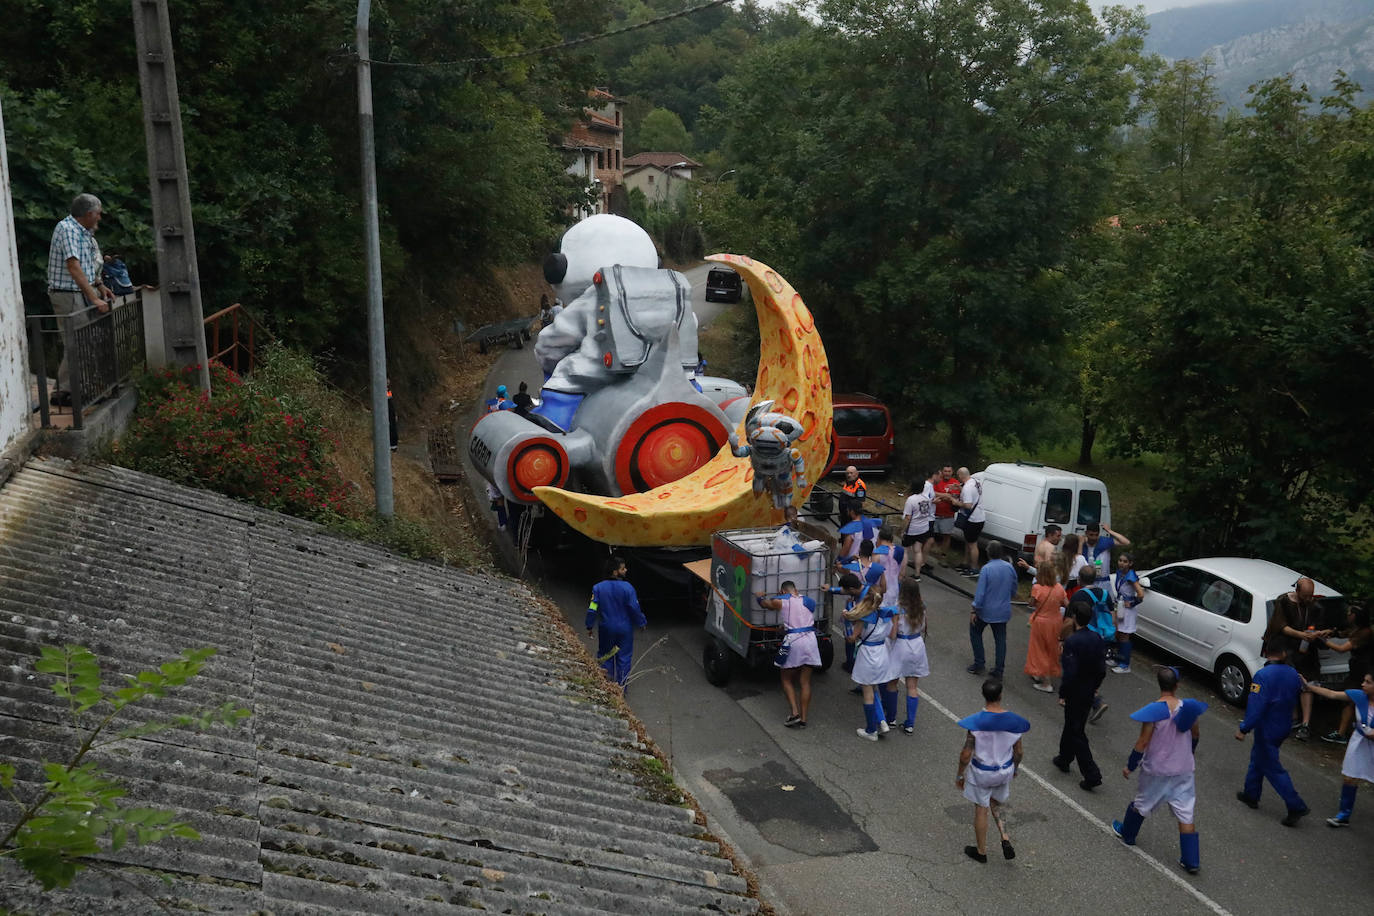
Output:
496,385,507,396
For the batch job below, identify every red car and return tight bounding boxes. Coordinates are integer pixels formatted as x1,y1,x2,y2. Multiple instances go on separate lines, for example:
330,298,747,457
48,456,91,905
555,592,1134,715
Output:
827,393,895,473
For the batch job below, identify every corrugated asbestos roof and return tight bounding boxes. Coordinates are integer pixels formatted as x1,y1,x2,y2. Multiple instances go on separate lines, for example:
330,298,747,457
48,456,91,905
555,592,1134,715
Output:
0,458,757,914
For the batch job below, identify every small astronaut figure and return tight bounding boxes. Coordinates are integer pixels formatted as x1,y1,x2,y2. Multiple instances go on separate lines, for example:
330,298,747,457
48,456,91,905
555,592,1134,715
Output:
730,400,806,510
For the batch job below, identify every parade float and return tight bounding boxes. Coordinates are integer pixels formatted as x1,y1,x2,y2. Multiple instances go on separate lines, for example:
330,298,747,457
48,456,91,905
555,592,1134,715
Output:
467,214,833,549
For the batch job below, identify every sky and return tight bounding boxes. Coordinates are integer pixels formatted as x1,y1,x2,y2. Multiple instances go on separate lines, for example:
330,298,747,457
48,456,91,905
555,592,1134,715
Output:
1114,0,1219,14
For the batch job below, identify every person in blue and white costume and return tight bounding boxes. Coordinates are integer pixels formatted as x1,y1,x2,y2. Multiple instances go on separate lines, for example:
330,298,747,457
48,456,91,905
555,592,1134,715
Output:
585,555,646,688
955,678,1030,863
1112,666,1208,874
843,576,894,741
886,577,930,735
756,581,820,728
1111,552,1145,674
1303,671,1374,827
831,570,865,675
874,526,905,600
836,499,880,563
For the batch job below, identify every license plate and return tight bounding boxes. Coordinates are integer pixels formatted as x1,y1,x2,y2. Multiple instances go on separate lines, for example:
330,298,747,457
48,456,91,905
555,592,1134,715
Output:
848,452,872,460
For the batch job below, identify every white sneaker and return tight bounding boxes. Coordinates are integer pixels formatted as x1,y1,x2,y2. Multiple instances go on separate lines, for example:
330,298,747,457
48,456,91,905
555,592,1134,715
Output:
878,719,890,734
1033,681,1055,693
1111,665,1131,675
856,728,879,742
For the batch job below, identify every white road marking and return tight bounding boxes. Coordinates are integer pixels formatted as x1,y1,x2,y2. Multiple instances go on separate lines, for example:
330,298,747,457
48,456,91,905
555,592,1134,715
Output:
920,690,1235,916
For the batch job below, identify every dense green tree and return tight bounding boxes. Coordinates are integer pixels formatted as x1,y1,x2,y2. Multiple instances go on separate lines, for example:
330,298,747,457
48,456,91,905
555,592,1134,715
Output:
1115,76,1374,588
3,0,606,372
632,107,691,154
714,0,1149,454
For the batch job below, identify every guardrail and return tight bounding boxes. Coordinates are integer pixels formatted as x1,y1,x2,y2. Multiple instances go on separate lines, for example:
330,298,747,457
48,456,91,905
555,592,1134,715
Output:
27,294,145,430
204,302,271,375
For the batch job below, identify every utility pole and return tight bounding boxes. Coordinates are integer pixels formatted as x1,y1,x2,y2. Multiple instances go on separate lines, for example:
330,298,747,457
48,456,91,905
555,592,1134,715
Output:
356,0,394,517
131,0,210,391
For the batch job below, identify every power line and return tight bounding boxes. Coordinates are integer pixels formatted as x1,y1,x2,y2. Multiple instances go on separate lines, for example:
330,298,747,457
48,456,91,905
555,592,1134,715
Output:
365,0,736,70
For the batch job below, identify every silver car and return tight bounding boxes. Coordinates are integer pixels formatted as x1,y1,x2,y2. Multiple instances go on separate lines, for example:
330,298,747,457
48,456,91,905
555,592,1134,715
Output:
1135,557,1347,705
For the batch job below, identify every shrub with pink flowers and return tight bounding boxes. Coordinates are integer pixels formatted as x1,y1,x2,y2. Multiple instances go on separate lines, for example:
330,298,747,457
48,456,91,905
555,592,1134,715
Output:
113,361,350,520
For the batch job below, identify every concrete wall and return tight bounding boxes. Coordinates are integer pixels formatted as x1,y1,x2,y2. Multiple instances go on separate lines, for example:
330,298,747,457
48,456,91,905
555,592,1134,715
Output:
0,98,32,457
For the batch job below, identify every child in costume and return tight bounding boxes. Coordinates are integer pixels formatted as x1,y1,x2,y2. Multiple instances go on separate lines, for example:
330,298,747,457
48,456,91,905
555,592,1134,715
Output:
1113,666,1208,874
1303,673,1374,827
843,576,893,741
886,577,930,735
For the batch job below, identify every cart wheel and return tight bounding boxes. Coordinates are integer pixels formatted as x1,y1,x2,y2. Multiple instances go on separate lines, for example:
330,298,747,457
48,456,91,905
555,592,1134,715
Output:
818,636,835,673
703,639,733,687
478,339,488,354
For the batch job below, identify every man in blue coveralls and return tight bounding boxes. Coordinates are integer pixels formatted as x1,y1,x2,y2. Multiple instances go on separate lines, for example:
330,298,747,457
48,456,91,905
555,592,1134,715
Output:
1235,641,1310,826
586,556,647,688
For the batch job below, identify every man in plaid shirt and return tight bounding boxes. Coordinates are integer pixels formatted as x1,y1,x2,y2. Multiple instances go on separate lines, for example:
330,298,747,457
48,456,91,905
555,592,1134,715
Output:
47,193,114,400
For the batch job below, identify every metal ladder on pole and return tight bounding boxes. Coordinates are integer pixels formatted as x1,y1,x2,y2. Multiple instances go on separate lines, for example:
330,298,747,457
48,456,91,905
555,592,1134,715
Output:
132,0,210,390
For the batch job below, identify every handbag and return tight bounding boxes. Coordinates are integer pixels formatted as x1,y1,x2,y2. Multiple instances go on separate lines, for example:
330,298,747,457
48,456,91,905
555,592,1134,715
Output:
773,640,791,668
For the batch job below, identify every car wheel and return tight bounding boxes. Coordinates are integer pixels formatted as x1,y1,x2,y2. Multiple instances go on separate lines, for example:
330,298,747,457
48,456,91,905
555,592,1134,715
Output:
703,639,733,687
818,636,834,673
1216,656,1251,707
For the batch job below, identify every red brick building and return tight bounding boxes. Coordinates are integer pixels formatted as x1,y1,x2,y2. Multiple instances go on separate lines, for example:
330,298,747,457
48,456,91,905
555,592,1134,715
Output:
562,89,625,218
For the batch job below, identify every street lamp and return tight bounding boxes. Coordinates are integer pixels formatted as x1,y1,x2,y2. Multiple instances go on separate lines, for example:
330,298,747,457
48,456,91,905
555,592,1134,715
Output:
714,168,737,187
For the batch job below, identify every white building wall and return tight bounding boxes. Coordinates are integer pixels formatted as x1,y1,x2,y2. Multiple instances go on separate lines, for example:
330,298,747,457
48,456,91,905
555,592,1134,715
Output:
0,98,32,455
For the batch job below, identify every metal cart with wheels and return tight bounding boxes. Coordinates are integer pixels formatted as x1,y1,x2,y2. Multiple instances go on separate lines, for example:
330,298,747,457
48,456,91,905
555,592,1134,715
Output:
692,527,834,687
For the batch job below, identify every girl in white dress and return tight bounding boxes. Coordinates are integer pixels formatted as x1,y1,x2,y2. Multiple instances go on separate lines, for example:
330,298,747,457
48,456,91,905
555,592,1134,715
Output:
1305,673,1374,826
843,577,892,741
886,577,931,734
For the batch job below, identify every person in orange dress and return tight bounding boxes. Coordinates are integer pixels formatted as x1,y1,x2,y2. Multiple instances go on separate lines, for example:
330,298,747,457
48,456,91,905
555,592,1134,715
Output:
1025,560,1066,693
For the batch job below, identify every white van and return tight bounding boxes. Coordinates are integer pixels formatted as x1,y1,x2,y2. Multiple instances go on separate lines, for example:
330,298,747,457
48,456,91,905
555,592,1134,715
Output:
973,462,1111,559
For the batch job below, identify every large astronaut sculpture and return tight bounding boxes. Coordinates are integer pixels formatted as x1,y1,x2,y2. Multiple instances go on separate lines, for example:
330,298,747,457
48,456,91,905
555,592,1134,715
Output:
469,215,738,505
532,214,701,431
729,400,807,511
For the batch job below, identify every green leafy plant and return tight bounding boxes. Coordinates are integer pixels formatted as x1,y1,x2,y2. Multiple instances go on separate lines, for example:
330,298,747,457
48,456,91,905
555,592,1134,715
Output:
0,645,251,892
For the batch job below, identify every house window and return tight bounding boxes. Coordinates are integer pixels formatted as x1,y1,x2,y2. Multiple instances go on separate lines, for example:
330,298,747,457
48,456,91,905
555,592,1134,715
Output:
647,174,655,185
596,151,603,169
616,110,621,126
616,149,621,169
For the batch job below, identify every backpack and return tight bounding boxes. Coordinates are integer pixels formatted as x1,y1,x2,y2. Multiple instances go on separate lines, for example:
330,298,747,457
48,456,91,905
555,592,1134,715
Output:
1083,586,1115,640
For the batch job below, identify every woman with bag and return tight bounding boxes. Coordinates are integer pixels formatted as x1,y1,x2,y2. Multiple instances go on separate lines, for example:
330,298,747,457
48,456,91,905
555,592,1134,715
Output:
756,582,821,728
1025,560,1066,693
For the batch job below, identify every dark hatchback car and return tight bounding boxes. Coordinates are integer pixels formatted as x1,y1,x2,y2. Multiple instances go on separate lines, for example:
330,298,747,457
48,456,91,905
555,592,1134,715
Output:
704,267,742,303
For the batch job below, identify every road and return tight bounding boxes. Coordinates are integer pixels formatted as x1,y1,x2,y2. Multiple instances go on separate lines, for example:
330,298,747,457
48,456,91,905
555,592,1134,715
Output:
464,263,1369,915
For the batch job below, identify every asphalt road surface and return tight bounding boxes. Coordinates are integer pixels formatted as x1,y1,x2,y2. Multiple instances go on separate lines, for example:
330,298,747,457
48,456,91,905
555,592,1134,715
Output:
467,264,1370,915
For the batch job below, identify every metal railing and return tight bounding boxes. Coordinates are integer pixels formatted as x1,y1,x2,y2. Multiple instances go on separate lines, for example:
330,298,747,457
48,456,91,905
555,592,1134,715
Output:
27,294,146,430
204,302,271,375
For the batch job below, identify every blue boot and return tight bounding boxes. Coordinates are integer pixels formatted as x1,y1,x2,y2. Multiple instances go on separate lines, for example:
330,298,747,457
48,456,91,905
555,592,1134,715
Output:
1328,784,1357,827
531,389,584,431
880,686,898,725
856,702,879,740
903,695,920,732
1112,804,1144,845
1179,831,1200,874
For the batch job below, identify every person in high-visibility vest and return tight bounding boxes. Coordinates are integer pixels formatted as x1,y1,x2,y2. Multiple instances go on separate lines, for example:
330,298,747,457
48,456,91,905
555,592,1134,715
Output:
842,465,867,502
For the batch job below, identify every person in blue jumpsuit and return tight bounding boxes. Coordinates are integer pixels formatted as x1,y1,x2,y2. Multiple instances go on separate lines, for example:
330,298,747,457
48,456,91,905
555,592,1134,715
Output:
1235,642,1310,826
586,555,646,688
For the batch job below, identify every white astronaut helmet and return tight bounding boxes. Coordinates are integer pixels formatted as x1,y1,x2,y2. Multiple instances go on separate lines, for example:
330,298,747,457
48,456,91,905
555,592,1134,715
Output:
542,214,659,305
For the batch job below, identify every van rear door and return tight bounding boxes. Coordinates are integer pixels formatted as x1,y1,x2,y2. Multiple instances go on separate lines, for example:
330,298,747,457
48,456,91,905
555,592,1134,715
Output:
1073,486,1105,534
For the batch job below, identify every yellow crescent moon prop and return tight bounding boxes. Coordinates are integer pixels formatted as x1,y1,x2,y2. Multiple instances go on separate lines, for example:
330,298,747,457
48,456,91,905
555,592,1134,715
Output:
534,254,833,547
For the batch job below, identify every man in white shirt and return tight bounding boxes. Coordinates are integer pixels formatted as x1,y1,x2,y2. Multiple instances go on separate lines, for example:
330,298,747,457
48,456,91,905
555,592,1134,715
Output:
901,468,938,577
953,467,986,577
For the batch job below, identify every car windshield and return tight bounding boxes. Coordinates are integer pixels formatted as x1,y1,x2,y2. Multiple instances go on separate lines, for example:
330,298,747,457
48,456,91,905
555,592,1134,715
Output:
833,407,887,437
